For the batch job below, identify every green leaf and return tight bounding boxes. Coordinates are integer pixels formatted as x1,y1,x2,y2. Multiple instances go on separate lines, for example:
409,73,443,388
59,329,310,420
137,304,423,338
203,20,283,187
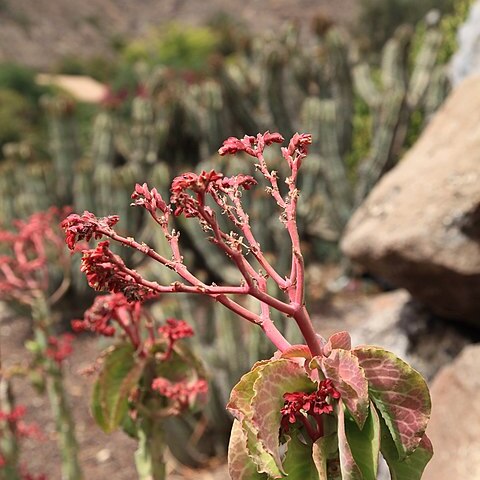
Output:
312,434,342,480
227,362,283,478
322,349,369,428
380,415,433,480
353,347,431,458
227,362,265,421
251,359,317,472
92,343,144,433
337,402,363,480
282,433,319,479
228,419,268,480
344,402,380,480
245,420,283,478
91,380,108,432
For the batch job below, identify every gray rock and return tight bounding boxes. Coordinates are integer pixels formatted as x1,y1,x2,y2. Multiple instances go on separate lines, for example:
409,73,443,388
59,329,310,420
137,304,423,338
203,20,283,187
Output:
341,76,480,326
450,0,480,86
423,345,480,480
349,290,474,380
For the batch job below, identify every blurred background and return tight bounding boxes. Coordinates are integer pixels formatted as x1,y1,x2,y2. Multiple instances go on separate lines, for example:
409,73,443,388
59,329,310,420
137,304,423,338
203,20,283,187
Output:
0,0,479,478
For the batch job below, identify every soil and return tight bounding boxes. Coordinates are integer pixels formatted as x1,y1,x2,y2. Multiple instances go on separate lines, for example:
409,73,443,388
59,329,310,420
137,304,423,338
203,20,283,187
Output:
0,305,231,480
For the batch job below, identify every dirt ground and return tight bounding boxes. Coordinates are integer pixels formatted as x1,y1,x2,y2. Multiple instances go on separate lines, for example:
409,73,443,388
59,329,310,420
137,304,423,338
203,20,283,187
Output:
1,306,234,479
0,0,357,69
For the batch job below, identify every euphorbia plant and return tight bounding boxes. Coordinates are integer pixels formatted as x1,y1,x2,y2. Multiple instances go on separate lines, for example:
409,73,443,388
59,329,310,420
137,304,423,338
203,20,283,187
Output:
0,378,47,480
62,132,432,479
0,209,82,480
72,293,207,479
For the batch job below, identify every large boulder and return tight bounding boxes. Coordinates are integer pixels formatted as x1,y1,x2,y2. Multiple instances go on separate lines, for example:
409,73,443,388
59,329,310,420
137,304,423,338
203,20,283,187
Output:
423,345,480,480
341,75,480,325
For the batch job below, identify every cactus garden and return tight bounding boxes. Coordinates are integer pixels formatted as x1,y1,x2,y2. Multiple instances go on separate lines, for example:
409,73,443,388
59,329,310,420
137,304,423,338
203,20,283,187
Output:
1,1,480,479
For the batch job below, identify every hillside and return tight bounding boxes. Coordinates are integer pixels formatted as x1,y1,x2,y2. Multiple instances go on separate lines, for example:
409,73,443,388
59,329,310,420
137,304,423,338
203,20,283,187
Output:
0,0,357,68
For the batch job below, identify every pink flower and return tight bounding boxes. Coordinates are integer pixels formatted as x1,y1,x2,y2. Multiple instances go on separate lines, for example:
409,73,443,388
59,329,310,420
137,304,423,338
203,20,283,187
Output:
282,133,312,169
80,241,155,301
0,208,70,303
218,132,284,157
280,379,340,434
158,318,194,342
0,406,43,440
72,293,132,336
131,183,169,216
170,170,223,217
219,174,258,191
152,377,208,412
61,211,119,251
0,405,26,422
45,334,74,364
285,133,312,158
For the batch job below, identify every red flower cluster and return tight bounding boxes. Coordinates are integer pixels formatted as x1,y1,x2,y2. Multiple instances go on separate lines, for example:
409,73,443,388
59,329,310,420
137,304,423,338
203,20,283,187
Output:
170,170,223,217
61,211,119,251
0,405,26,422
218,131,284,157
281,133,312,169
80,241,155,302
151,377,208,413
0,208,70,304
72,293,134,337
45,334,74,364
131,183,169,217
280,379,340,435
158,318,194,342
218,174,258,191
0,405,43,440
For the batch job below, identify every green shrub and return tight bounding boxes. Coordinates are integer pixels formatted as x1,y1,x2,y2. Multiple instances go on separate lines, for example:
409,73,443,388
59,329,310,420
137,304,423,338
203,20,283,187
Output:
0,88,33,146
122,23,220,72
437,0,474,64
0,62,45,103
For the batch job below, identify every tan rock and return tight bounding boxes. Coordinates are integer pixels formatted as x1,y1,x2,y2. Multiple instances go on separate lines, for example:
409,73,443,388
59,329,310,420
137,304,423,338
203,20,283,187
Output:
341,75,480,324
423,345,480,480
36,74,108,103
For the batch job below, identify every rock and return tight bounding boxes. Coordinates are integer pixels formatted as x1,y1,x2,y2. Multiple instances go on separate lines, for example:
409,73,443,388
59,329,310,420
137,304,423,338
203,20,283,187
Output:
348,289,475,380
423,345,480,480
341,76,480,325
450,0,480,86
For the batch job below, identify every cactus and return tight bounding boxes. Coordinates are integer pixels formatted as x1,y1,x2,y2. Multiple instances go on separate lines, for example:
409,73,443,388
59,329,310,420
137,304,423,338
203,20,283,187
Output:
42,96,80,205
0,379,22,480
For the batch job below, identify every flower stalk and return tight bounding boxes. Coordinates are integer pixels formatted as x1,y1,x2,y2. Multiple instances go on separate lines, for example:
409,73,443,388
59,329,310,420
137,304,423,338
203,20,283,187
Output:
62,132,322,357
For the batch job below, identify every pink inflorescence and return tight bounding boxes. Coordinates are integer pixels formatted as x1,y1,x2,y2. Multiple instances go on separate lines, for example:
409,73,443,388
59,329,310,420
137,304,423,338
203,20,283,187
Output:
218,131,284,157
61,211,119,251
45,334,75,364
280,379,340,437
151,377,208,413
0,405,43,440
80,241,155,302
158,318,194,342
72,293,138,337
0,207,71,304
131,183,169,217
170,170,223,217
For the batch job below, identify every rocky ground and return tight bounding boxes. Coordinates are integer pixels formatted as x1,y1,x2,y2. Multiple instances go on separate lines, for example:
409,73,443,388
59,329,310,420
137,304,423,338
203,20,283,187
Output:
0,0,357,69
